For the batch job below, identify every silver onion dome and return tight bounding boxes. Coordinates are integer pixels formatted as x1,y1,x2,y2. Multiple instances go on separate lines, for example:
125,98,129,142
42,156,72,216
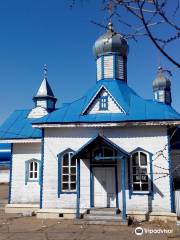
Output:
93,22,129,58
153,66,171,90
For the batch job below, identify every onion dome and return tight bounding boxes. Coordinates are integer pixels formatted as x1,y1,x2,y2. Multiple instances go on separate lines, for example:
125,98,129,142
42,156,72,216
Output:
153,66,171,91
93,22,129,58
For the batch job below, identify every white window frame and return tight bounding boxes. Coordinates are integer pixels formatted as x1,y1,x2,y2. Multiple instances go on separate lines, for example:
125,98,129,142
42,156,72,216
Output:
25,159,40,184
61,152,77,192
29,161,39,181
130,151,150,193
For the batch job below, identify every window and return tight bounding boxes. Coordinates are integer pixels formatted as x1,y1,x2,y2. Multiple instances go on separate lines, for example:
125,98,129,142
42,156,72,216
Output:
99,96,108,110
131,152,149,192
61,152,76,192
29,161,38,180
25,159,40,184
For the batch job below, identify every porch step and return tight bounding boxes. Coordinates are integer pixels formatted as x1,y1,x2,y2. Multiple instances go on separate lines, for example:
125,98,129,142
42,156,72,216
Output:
84,215,121,221
83,208,125,224
89,208,118,216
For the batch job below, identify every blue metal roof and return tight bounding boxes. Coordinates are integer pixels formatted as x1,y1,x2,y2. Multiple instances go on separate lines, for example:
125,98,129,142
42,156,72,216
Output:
0,110,42,140
33,80,180,124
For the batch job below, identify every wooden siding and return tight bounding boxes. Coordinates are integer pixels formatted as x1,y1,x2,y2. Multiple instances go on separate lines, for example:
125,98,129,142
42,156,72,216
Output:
42,126,171,212
11,143,41,203
116,56,124,80
104,56,113,79
96,58,102,81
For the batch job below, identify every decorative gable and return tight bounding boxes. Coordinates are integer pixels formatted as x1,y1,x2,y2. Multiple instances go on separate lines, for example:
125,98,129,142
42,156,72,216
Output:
82,86,125,115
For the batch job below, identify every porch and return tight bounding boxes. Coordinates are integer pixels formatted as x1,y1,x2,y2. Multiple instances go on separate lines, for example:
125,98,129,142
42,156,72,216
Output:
72,134,129,223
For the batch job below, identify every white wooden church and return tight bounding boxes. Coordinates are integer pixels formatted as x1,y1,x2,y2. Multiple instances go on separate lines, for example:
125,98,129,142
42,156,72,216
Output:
0,22,180,222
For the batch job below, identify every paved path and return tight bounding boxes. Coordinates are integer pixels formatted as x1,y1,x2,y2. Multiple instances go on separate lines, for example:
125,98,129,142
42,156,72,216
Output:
0,210,180,240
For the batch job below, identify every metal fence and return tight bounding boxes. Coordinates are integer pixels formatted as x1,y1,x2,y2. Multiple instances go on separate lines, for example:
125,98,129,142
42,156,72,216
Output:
175,190,180,217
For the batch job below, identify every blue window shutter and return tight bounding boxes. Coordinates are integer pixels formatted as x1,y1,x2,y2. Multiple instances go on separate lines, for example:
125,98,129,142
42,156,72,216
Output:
25,161,29,185
58,155,61,198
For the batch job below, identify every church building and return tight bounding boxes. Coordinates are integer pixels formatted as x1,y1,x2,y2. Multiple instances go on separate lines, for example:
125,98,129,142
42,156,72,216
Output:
0,22,180,222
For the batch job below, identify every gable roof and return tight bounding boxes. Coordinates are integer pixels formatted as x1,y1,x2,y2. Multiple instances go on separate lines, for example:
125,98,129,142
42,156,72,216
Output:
72,135,129,160
0,110,42,140
33,80,180,125
82,85,125,114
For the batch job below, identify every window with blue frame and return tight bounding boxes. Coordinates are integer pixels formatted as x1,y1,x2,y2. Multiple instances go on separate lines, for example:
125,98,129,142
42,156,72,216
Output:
61,152,76,192
99,96,108,110
131,152,150,192
25,159,40,184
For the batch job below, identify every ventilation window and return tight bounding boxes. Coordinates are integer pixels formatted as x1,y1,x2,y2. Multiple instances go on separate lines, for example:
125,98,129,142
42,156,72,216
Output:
99,96,108,111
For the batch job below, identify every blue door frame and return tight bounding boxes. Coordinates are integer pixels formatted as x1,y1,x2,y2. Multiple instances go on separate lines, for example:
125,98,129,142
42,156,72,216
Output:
76,155,127,222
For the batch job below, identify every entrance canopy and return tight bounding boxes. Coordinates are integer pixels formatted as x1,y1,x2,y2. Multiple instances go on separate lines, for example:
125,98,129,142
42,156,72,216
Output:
72,134,129,160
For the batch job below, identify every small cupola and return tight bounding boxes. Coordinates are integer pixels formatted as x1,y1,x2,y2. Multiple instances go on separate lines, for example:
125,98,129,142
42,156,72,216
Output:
33,65,57,111
93,22,129,82
153,66,172,105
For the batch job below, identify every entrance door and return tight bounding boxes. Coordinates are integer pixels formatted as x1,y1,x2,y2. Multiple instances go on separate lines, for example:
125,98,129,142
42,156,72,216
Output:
93,167,116,208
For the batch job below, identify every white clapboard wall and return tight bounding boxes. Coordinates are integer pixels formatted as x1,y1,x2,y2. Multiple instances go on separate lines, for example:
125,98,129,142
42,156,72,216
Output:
175,190,180,217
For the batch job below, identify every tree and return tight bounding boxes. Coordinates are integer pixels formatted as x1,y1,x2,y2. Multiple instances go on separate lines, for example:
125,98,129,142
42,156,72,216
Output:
70,0,180,69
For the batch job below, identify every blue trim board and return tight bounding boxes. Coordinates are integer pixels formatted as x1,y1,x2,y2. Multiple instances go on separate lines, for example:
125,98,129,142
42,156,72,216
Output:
76,158,80,219
90,151,93,208
40,129,44,209
121,157,126,222
115,159,119,209
168,134,175,212
58,153,61,198
8,144,13,204
127,157,132,199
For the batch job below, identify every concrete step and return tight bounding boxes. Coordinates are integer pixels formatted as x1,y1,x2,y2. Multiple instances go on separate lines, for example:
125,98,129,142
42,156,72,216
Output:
89,208,118,216
84,214,121,221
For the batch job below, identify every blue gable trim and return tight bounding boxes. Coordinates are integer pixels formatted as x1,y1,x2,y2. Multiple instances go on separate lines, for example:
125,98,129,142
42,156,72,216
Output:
72,134,129,160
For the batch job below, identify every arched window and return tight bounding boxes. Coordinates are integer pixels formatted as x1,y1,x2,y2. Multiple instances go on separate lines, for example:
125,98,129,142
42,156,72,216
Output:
131,151,149,192
61,151,76,192
25,159,40,184
29,161,38,180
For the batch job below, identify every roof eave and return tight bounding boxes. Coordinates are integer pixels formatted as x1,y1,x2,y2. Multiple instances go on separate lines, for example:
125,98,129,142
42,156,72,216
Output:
32,120,180,128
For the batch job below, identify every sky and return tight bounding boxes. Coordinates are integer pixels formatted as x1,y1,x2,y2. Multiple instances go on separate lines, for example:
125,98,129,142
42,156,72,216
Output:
0,0,179,124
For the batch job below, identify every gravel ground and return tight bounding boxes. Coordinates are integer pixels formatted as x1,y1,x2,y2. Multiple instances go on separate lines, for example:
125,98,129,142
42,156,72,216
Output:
0,210,180,240
0,184,180,240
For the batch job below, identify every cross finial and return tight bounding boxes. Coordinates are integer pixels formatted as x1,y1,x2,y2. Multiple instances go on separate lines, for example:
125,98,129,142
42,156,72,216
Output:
43,64,48,79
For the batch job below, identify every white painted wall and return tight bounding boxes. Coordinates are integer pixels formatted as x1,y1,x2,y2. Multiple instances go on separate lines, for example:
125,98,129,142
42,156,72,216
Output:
42,126,171,213
0,169,9,183
11,143,41,204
